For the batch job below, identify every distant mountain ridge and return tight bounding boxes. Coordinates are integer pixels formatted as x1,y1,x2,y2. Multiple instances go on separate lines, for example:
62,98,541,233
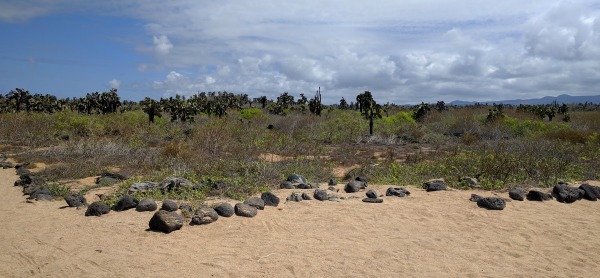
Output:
449,94,600,106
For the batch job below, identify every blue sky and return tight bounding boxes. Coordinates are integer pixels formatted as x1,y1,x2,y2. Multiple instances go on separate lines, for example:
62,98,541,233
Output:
1,1,600,104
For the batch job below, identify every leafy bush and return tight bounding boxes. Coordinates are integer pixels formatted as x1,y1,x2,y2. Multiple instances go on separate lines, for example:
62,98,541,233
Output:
239,108,266,120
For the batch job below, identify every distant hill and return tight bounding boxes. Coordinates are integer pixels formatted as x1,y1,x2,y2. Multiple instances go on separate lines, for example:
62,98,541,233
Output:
449,94,600,106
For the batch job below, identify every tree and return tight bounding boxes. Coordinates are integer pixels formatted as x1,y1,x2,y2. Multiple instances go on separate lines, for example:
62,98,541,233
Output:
276,92,294,109
141,97,162,123
412,102,431,122
435,101,447,112
309,87,322,116
356,91,382,135
298,94,308,105
6,88,31,112
339,97,348,109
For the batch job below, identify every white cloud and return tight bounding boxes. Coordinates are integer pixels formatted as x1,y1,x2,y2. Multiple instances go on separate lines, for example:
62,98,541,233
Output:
109,79,121,89
152,35,173,55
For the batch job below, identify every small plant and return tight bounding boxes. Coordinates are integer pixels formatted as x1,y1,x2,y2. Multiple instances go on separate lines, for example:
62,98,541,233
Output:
46,183,71,198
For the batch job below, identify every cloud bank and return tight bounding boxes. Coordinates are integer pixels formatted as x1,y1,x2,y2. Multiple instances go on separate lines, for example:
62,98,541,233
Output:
2,0,600,103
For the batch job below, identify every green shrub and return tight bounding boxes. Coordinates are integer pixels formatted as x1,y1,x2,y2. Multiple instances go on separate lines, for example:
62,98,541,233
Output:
239,108,266,120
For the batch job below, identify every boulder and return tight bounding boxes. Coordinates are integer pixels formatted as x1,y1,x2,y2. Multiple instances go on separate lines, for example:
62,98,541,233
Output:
552,184,583,203
423,179,446,192
113,195,139,211
526,190,553,201
64,194,87,207
244,197,265,210
344,181,363,193
477,197,506,210
280,181,295,189
214,203,235,217
362,198,383,203
301,192,312,200
287,174,308,185
313,189,329,201
469,194,483,202
328,178,337,186
85,202,110,216
234,203,258,217
261,192,280,207
579,184,600,201
136,199,158,212
158,177,196,193
161,199,179,212
508,188,525,201
148,210,184,233
286,192,303,202
386,187,411,197
127,181,159,194
366,189,378,199
190,208,219,225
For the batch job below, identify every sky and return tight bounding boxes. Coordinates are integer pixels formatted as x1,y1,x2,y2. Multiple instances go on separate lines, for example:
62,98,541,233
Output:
1,0,600,104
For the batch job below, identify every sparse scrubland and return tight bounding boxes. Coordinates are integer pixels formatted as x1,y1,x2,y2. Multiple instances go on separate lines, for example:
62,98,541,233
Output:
0,89,599,205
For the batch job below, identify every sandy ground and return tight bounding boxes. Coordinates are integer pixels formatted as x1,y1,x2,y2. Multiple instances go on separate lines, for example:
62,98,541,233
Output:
2,168,600,277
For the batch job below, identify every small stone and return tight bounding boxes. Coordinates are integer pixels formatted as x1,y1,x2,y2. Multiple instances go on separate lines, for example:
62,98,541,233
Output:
328,186,338,192
313,189,329,201
344,181,363,193
526,190,553,201
85,202,110,216
287,174,308,185
35,194,54,201
366,189,378,199
355,176,368,184
477,197,506,210
64,194,87,207
386,187,410,197
280,181,295,189
148,210,183,233
127,181,159,194
579,184,600,201
136,199,158,212
297,183,312,189
234,203,258,217
362,198,383,203
161,199,179,212
462,177,479,187
469,194,483,202
328,178,337,186
113,195,139,211
286,192,303,202
190,208,219,225
553,184,583,203
214,203,235,217
509,188,525,201
261,192,280,207
423,179,446,192
244,197,265,210
301,192,312,200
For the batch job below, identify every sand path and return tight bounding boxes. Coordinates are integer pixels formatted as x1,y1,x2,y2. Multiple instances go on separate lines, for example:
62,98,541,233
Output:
1,167,600,277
